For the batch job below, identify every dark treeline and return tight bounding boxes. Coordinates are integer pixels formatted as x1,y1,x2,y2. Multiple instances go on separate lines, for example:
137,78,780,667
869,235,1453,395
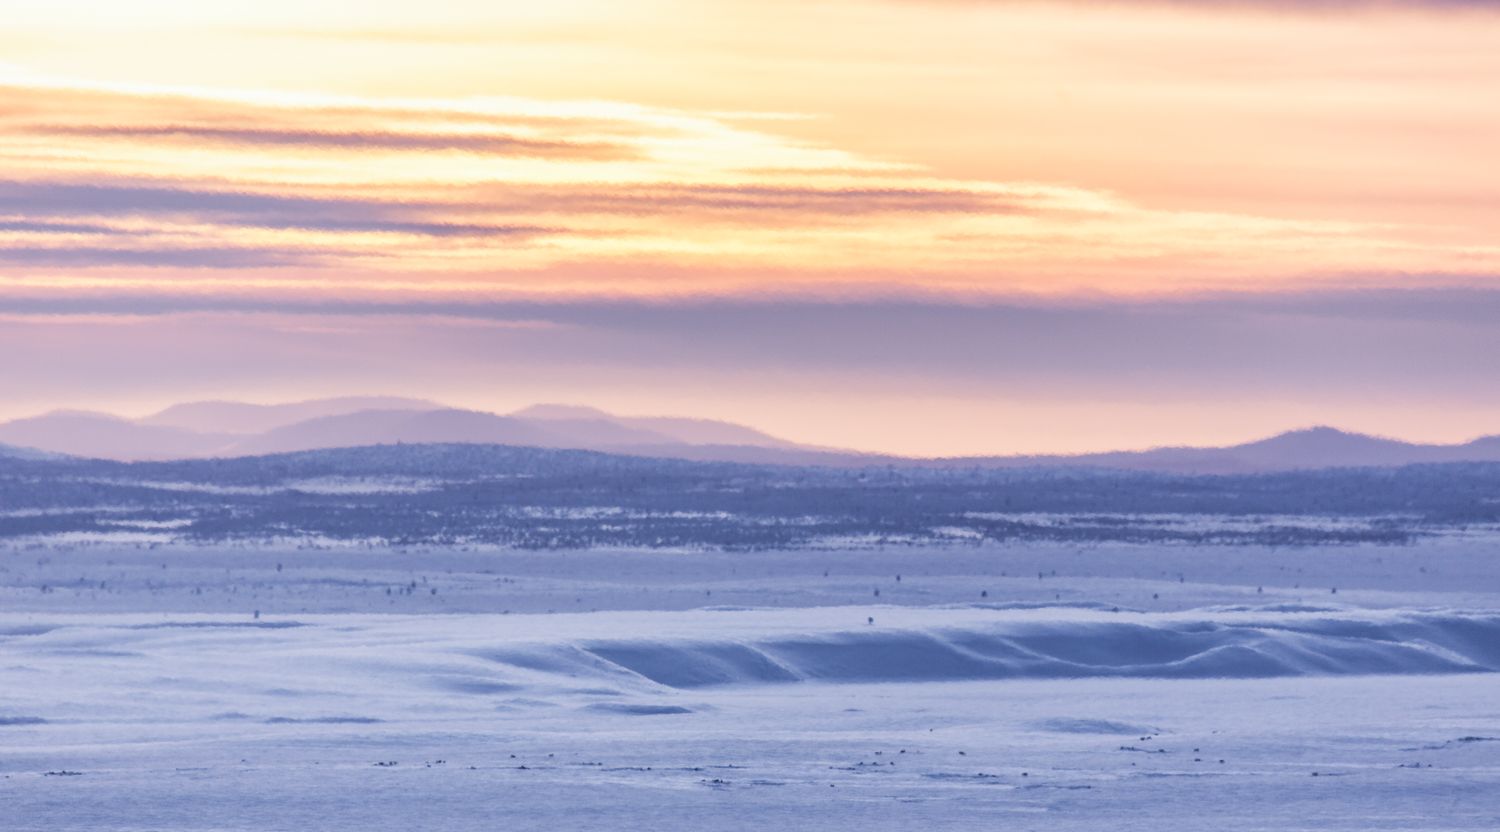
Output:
2,443,1497,549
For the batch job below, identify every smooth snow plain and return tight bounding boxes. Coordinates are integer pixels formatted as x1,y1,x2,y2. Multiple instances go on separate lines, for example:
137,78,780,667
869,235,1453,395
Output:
3,540,1499,830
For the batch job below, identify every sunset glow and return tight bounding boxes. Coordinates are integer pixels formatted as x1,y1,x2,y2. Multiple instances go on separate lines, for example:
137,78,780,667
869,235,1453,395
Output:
4,0,1499,454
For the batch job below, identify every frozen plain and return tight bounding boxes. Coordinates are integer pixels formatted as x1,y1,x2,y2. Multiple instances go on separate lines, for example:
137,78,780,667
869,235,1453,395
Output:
3,540,1499,831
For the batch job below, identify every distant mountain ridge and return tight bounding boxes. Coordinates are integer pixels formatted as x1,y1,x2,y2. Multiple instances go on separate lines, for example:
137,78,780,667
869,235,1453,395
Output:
0,398,832,464
950,426,1500,475
512,404,800,448
0,411,237,460
142,396,439,434
1,398,1499,474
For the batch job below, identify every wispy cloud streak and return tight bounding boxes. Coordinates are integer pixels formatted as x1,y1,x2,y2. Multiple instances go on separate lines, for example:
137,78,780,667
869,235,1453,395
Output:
0,66,1492,295
0,246,329,269
34,124,636,159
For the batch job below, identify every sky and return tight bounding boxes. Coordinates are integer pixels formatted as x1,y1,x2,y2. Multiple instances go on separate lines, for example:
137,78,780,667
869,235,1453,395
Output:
2,0,1498,455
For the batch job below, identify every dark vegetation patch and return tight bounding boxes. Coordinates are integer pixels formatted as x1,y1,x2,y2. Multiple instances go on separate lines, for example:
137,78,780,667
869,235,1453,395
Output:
4,444,1498,549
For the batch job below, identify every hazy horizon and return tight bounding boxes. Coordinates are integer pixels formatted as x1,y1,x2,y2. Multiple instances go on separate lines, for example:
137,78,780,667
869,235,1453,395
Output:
7,392,1500,460
9,372,1500,457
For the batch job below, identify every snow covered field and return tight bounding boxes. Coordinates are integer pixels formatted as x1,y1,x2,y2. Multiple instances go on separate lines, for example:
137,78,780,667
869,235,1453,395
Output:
4,540,1499,830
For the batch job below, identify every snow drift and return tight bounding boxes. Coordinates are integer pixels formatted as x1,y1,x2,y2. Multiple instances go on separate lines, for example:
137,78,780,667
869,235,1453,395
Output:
6,608,1498,710
477,609,1500,689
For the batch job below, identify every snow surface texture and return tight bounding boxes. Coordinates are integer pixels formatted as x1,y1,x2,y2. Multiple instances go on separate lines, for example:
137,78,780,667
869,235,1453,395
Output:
3,541,1500,830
